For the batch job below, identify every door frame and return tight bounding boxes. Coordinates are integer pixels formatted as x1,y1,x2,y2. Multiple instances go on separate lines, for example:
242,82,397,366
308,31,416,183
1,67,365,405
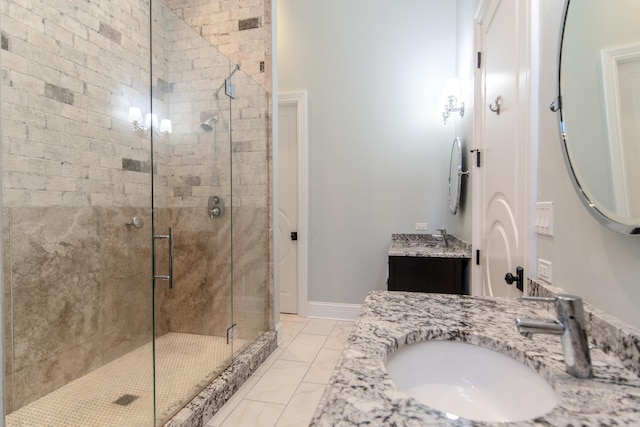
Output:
277,91,309,316
471,0,536,296
601,45,640,216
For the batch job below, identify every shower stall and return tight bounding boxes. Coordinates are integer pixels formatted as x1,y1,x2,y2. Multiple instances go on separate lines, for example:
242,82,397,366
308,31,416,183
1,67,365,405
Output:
1,0,271,425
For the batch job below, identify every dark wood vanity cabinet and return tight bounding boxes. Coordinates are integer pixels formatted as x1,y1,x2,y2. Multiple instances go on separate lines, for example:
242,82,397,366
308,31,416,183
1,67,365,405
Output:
388,256,469,295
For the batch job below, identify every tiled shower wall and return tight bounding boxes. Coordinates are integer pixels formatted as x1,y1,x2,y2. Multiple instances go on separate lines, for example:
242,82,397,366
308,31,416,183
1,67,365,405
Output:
165,0,272,93
155,14,269,342
1,0,270,413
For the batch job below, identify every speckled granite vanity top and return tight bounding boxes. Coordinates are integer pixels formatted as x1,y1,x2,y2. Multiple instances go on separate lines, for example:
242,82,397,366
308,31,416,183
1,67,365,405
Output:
311,290,640,426
388,233,472,258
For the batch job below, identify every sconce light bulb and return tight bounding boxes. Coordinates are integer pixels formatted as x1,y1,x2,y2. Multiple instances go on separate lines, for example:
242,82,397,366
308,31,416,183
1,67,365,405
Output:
160,119,172,135
145,113,159,130
129,107,143,124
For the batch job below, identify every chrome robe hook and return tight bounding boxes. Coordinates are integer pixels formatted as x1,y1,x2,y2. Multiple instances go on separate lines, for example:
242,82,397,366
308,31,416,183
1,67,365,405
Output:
489,96,502,115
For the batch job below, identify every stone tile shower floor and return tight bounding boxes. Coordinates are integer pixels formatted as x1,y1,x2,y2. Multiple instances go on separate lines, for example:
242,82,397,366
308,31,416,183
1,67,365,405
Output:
5,333,246,427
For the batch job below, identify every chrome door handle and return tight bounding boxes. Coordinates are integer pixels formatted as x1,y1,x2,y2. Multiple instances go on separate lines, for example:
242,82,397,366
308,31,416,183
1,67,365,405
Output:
154,227,174,289
489,96,502,115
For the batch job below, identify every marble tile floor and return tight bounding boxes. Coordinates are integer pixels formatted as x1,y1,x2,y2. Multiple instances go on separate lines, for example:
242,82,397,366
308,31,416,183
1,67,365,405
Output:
6,333,247,427
205,315,355,427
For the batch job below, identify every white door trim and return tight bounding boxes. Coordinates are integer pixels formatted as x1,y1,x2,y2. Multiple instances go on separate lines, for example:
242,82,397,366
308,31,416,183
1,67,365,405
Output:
601,44,640,216
471,10,485,296
278,91,309,317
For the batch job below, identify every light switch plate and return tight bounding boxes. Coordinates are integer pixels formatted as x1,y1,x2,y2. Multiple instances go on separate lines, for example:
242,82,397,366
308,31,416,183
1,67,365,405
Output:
535,202,554,236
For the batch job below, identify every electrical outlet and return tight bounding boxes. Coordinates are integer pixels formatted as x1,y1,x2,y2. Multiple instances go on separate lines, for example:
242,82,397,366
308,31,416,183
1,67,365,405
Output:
538,259,552,283
415,223,428,231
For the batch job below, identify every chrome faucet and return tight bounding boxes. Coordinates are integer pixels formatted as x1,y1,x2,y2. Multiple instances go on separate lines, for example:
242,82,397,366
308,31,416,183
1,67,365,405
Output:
516,295,593,379
436,228,449,247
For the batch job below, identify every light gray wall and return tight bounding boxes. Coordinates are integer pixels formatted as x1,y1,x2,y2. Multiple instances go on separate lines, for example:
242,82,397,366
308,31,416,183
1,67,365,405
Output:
278,0,458,304
537,0,640,329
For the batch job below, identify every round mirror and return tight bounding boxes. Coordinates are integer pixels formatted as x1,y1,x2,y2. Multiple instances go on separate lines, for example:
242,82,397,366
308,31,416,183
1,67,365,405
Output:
558,0,640,234
448,137,468,215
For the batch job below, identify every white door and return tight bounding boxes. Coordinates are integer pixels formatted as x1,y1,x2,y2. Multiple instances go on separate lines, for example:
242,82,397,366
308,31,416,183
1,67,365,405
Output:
278,103,299,313
475,0,530,297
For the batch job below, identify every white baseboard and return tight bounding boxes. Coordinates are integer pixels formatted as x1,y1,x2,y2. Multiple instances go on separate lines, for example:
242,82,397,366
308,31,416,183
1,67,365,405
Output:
307,301,362,321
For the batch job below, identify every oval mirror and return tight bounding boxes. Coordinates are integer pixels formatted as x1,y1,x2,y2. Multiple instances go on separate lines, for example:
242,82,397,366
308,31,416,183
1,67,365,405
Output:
448,137,468,215
558,0,640,234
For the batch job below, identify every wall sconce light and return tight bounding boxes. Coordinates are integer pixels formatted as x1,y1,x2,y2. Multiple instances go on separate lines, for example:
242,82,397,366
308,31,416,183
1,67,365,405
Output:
144,113,159,130
128,107,172,137
160,119,172,135
440,78,465,125
129,107,144,131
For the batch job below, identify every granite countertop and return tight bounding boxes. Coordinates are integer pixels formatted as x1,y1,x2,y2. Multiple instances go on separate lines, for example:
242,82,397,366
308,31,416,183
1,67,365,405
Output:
311,291,640,426
388,233,472,258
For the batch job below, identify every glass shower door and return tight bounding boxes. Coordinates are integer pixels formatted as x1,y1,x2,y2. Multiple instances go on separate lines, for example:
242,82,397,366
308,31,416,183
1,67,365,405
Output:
150,3,234,424
2,0,156,425
229,66,270,356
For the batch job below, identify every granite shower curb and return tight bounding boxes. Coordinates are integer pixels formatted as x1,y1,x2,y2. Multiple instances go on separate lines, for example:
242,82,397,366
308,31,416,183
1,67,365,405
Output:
165,330,278,427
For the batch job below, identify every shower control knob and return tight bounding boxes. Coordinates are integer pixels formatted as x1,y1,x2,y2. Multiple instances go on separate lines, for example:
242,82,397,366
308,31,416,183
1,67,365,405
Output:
208,195,225,219
127,216,144,229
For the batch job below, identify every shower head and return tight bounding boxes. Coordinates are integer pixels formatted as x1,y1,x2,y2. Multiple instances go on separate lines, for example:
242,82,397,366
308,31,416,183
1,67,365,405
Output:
200,115,218,132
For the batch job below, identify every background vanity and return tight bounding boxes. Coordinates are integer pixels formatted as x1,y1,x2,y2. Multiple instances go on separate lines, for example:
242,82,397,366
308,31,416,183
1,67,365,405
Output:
387,234,471,295
385,137,472,295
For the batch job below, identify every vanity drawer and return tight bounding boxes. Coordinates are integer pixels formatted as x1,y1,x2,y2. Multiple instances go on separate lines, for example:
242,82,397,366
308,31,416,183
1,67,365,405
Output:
388,256,469,295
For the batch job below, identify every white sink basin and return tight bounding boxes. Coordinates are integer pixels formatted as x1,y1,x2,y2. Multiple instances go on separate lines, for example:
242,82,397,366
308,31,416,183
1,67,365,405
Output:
385,340,558,422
